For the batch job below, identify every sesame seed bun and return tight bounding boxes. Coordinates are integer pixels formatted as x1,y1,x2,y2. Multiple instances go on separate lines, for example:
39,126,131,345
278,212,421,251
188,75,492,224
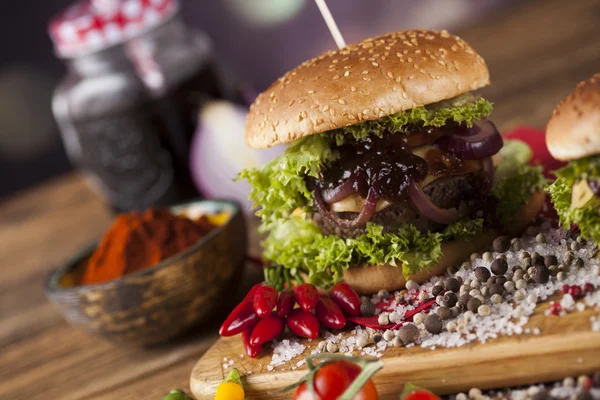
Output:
546,73,600,161
342,189,545,294
246,29,490,149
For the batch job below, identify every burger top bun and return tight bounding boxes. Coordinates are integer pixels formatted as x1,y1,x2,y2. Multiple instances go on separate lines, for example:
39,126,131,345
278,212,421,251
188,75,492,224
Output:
546,73,600,161
246,29,490,149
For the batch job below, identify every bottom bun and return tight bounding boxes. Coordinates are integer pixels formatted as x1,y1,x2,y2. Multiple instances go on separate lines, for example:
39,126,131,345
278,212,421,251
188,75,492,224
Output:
343,190,546,294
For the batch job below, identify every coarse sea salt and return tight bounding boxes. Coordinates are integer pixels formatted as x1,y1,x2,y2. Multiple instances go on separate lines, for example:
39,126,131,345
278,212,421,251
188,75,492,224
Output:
266,225,600,371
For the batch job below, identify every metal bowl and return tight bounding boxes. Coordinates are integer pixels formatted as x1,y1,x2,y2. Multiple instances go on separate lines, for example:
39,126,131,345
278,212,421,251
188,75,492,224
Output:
45,200,247,345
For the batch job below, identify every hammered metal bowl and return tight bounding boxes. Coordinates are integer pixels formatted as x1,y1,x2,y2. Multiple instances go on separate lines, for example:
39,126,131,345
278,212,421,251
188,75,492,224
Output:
45,200,246,345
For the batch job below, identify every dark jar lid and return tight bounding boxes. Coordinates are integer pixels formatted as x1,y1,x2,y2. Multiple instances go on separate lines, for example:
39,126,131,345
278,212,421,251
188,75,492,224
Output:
49,0,179,58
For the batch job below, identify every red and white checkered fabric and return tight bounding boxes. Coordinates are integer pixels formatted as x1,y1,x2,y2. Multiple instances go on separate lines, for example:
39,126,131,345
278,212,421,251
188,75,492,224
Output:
49,0,179,57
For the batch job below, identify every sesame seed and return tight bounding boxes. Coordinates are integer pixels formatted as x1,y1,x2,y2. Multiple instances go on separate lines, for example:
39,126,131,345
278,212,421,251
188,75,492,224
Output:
372,62,379,67
338,99,346,105
332,75,340,80
344,71,350,77
310,104,318,109
308,90,314,94
322,105,329,112
361,70,369,75
387,72,394,79
350,86,356,92
362,77,371,81
301,111,307,118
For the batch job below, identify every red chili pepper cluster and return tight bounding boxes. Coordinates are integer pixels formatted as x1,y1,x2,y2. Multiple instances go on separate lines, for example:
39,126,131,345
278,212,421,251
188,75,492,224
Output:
219,282,362,358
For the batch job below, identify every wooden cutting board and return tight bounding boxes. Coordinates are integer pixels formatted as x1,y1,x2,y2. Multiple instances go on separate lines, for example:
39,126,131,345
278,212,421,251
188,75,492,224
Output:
190,297,600,399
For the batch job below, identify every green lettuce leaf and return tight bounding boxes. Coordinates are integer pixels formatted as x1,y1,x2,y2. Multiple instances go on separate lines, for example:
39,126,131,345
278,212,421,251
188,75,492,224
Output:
263,216,483,288
546,156,600,242
492,140,547,224
330,96,493,145
236,135,338,231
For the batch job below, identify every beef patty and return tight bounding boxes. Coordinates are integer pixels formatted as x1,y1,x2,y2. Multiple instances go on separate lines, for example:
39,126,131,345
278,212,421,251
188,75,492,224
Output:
312,173,493,238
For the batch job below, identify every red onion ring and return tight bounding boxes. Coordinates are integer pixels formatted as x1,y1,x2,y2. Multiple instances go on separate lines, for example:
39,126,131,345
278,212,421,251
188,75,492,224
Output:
322,178,357,204
314,186,378,229
407,181,461,224
435,120,503,160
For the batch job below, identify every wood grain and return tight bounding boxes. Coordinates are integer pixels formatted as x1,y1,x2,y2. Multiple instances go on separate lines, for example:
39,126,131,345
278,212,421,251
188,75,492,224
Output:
191,299,600,399
1,0,600,398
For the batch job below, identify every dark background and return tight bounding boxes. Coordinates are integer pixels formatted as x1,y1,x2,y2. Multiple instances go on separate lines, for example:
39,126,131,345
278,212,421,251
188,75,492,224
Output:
0,0,512,198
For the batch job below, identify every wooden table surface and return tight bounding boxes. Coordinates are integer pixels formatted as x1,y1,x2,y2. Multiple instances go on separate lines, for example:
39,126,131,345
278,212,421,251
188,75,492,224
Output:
1,0,599,398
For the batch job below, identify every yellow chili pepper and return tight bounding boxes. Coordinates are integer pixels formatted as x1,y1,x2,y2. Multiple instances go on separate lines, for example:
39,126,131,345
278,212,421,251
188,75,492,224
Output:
214,368,244,400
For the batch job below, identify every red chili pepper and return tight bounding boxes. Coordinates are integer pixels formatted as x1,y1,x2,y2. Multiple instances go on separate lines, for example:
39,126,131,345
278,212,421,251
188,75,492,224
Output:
249,312,285,346
329,282,361,316
219,300,260,337
253,285,279,317
315,297,346,329
294,284,319,312
287,308,320,339
243,283,264,301
277,289,295,317
242,328,261,358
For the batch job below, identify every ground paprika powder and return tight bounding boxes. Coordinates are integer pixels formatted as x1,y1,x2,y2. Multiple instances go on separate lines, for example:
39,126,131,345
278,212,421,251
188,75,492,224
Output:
82,208,215,285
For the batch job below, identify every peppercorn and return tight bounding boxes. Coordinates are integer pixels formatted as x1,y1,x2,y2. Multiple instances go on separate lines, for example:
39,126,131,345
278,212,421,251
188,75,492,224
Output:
442,291,458,308
360,301,375,317
392,336,403,347
575,257,585,269
490,258,508,276
447,264,460,274
533,266,550,284
437,306,452,320
577,235,587,245
487,276,497,285
515,279,527,290
475,267,491,282
571,241,581,252
490,294,502,304
378,313,390,326
531,252,544,266
467,297,482,313
372,332,383,343
563,250,574,265
398,323,419,344
483,252,494,262
471,279,481,289
461,261,471,270
444,277,460,293
532,389,550,400
477,304,491,316
405,280,419,291
326,342,338,353
413,312,426,325
451,306,460,318
504,281,516,293
557,271,567,282
458,294,472,310
496,276,508,286
480,286,490,297
378,289,389,298
542,255,556,268
519,251,530,261
511,238,523,251
489,283,505,296
470,252,481,262
492,236,511,253
521,257,532,269
535,233,546,243
424,314,442,334
432,285,444,297
383,329,395,342
548,265,559,276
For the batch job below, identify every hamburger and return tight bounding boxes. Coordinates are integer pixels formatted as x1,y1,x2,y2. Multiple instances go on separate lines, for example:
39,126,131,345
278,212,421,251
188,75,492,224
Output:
240,29,546,293
546,73,600,243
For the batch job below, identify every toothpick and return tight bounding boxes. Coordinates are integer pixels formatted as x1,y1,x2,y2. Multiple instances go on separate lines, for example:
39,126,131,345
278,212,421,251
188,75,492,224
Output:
315,0,346,49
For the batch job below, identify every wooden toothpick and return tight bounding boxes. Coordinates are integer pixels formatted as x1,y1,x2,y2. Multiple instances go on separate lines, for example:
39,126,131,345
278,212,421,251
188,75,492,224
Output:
314,0,346,49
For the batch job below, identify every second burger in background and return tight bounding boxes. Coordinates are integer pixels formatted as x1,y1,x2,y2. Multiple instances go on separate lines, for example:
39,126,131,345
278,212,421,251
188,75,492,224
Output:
546,73,600,243
240,29,546,293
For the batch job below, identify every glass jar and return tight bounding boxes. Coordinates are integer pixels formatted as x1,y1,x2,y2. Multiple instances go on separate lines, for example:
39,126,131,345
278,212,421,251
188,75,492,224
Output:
50,0,223,211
